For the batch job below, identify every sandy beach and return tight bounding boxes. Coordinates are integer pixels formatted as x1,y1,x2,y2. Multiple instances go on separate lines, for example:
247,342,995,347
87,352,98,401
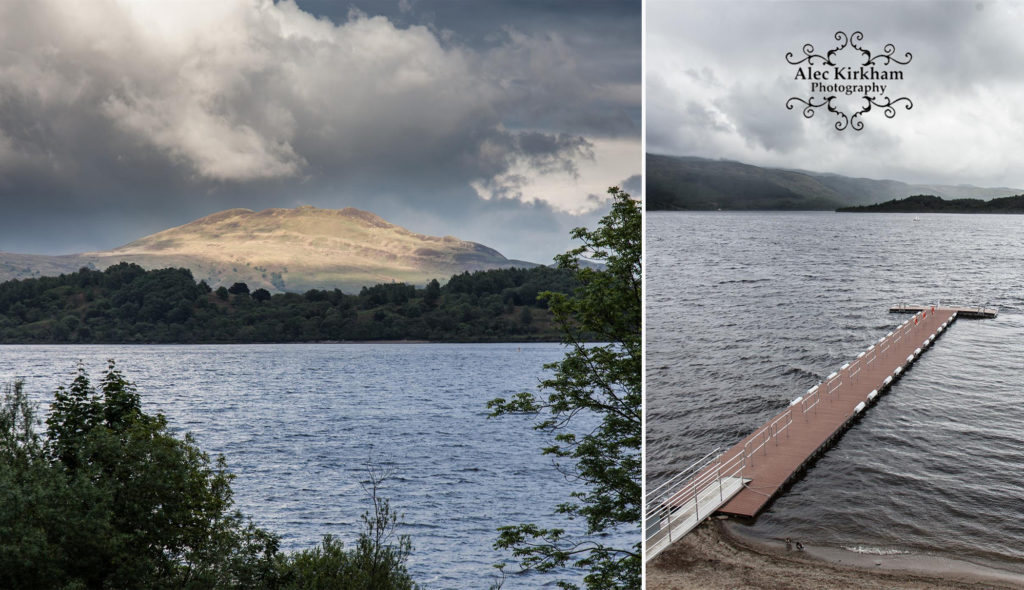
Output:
646,519,1024,590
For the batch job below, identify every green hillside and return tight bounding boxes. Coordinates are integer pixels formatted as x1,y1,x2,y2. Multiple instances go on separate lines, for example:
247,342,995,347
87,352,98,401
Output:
646,155,844,210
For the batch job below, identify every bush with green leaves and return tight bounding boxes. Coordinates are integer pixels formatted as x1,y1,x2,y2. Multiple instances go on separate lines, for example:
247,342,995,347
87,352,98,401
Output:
0,362,418,590
279,463,417,590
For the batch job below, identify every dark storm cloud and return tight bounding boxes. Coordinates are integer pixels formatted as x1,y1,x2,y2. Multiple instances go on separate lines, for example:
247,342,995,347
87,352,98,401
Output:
314,0,640,109
0,0,639,262
648,0,1024,188
620,175,641,195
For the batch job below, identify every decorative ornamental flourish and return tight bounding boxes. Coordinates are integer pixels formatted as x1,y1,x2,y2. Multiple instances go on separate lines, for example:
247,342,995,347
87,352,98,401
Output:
785,31,913,131
850,96,914,130
785,31,851,66
785,96,833,120
850,32,913,66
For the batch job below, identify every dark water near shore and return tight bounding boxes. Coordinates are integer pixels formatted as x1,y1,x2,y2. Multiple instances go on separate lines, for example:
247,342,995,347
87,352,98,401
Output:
647,211,1024,572
1,342,605,589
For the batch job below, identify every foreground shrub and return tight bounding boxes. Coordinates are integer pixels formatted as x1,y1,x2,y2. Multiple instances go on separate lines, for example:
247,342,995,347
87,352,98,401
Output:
0,362,417,589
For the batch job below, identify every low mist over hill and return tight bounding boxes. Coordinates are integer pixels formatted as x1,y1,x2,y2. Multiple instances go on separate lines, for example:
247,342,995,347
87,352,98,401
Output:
0,206,536,293
647,154,1024,211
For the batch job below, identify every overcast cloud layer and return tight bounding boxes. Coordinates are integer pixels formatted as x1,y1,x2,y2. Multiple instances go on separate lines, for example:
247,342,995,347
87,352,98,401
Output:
0,0,639,262
649,1,1024,190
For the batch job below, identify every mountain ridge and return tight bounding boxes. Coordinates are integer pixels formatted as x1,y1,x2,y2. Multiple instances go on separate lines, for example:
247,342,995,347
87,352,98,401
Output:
0,206,538,293
647,154,1024,210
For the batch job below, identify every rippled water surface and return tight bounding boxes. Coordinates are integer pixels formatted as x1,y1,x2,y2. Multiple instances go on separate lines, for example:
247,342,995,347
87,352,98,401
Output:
647,211,1024,571
1,343,593,589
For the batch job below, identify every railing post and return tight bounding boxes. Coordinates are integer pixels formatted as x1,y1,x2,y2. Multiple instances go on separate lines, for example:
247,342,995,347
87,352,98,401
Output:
667,505,672,543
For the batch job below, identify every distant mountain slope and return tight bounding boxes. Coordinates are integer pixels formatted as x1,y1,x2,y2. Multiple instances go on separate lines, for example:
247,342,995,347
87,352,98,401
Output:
646,154,846,210
0,206,537,293
837,194,1024,213
647,154,1024,210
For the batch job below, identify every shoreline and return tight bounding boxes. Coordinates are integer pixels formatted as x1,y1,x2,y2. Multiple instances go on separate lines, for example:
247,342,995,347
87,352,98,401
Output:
646,519,1024,589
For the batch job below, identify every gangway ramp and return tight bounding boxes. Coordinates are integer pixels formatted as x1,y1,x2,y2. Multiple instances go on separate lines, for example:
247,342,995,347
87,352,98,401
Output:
645,451,748,561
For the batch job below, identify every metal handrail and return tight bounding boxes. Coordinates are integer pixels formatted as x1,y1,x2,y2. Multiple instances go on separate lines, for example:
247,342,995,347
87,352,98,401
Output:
801,387,820,415
744,426,772,462
645,450,748,556
654,453,740,507
646,448,720,504
646,454,745,523
770,409,792,443
826,376,842,397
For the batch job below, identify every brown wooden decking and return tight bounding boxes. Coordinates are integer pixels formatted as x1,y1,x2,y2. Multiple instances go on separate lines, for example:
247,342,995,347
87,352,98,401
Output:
712,307,957,518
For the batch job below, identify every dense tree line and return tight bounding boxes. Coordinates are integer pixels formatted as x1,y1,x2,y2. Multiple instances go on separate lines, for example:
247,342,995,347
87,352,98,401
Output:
0,362,418,589
837,193,1024,213
0,263,576,343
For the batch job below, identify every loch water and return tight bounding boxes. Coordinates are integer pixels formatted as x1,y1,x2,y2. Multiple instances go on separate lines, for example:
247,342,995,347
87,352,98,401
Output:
647,211,1024,572
1,342,602,589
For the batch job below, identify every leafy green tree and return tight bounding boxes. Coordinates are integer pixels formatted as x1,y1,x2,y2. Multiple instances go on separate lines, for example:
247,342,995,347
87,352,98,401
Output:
1,362,423,589
519,306,533,327
2,364,280,588
424,279,441,305
251,288,272,303
228,282,250,296
487,187,641,589
40,362,281,588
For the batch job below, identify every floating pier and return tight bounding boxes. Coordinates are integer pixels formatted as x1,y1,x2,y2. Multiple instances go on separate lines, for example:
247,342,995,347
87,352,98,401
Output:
645,305,988,562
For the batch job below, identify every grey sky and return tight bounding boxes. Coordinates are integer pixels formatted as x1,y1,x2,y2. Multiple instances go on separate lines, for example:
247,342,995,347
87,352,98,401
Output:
648,1,1024,189
0,0,640,262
